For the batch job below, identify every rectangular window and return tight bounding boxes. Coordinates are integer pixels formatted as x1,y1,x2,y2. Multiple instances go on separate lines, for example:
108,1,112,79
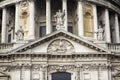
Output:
8,34,11,43
52,26,57,32
68,26,73,33
39,26,46,37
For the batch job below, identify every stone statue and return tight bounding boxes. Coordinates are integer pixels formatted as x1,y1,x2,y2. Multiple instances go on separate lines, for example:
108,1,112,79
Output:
54,10,65,30
97,25,104,41
16,26,24,41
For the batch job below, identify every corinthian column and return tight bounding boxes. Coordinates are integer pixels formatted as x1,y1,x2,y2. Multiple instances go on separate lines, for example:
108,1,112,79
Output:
29,0,35,40
15,3,19,41
77,0,84,37
46,0,51,34
1,7,7,43
62,0,67,31
115,14,120,43
105,9,111,43
93,5,98,40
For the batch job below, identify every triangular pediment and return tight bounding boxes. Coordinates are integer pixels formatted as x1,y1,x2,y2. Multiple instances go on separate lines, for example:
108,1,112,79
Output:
9,30,110,53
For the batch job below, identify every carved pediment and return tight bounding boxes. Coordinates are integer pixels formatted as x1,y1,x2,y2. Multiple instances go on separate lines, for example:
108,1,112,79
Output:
9,30,110,53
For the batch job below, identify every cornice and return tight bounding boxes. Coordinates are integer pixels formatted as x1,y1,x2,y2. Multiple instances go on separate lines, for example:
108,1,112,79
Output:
86,0,120,15
0,0,22,8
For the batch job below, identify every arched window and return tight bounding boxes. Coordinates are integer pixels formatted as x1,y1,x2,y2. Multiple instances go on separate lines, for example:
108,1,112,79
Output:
83,4,94,37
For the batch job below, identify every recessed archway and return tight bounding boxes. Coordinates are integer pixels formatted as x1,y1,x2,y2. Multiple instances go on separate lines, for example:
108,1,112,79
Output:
52,72,71,80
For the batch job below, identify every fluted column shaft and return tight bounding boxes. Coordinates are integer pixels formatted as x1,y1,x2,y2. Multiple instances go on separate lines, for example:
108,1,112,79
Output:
46,0,51,34
1,7,7,43
15,3,19,41
29,0,35,40
62,0,67,31
93,5,98,39
105,9,111,43
115,14,120,43
77,1,84,37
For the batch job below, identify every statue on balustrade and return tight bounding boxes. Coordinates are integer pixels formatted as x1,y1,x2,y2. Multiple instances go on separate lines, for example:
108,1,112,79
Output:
54,10,65,30
97,24,104,41
16,26,24,41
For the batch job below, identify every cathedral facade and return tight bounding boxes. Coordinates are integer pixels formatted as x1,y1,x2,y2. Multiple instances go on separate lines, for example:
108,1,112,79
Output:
0,0,120,80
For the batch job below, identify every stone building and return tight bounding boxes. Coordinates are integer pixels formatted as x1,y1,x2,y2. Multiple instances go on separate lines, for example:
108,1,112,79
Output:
0,0,120,80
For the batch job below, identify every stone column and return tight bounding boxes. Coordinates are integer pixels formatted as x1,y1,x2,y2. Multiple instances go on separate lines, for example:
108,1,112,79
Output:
93,5,98,40
46,0,51,34
29,0,35,40
105,9,111,43
15,3,19,41
1,7,7,43
62,0,67,31
115,14,120,43
77,0,84,37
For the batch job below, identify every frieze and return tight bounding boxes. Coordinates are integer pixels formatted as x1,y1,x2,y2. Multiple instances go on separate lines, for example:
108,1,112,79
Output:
48,65,75,72
76,64,110,71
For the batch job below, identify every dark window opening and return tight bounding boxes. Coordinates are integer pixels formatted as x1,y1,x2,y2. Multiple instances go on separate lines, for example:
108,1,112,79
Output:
52,26,57,32
52,72,71,80
8,34,11,43
39,26,46,37
68,26,73,33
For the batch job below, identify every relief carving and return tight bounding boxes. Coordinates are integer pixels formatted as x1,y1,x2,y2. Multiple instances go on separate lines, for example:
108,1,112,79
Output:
20,0,29,18
47,39,75,53
48,65,75,72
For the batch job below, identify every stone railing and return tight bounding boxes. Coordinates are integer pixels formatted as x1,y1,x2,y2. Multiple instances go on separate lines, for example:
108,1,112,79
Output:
107,43,120,52
0,43,13,52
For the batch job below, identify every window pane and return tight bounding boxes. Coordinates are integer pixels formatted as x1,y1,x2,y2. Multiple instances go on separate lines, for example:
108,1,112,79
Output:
52,26,57,32
39,26,46,37
8,34,11,43
68,26,73,33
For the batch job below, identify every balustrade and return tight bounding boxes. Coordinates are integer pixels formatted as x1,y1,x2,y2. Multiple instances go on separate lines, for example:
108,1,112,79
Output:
0,43,13,51
107,43,120,52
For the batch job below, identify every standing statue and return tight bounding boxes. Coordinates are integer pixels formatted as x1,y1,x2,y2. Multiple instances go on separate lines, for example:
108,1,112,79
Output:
97,25,104,41
54,10,65,30
16,26,24,41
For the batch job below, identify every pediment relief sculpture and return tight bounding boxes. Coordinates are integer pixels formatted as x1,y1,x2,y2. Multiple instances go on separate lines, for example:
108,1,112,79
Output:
47,39,75,54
